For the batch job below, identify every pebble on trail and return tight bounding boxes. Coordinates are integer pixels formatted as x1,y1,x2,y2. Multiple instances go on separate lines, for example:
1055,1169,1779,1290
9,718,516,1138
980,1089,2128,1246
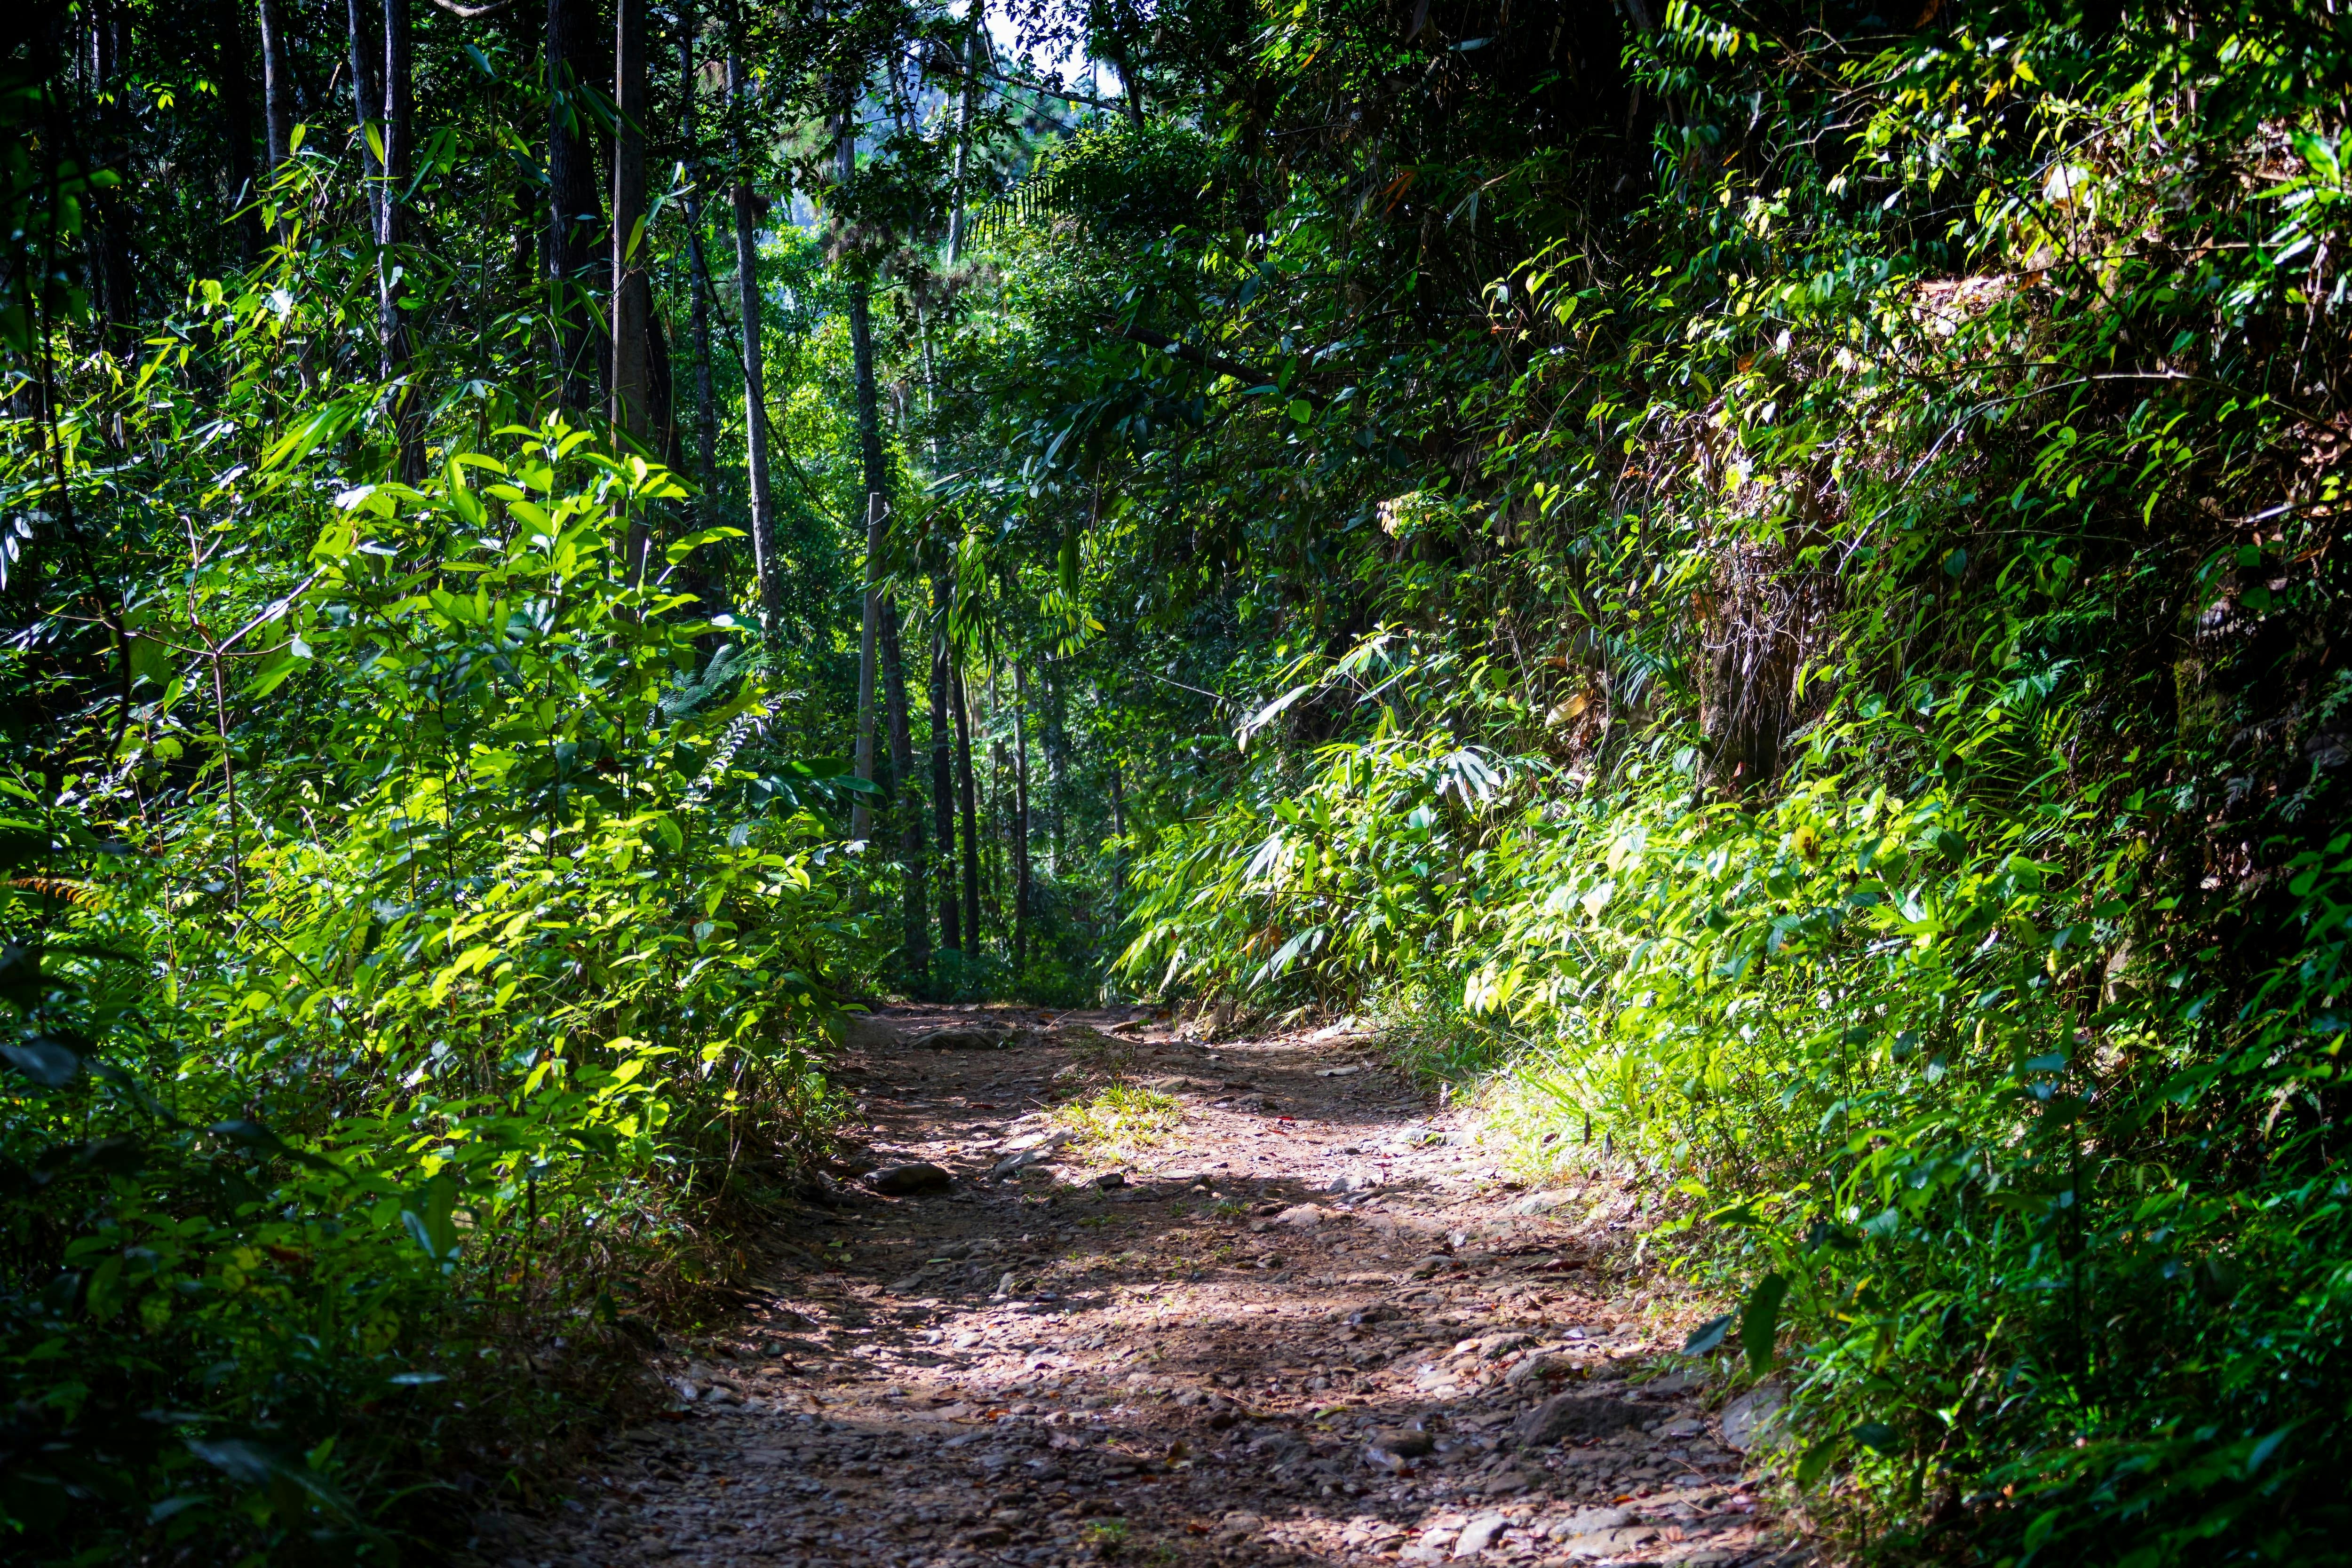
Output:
471,1007,1812,1568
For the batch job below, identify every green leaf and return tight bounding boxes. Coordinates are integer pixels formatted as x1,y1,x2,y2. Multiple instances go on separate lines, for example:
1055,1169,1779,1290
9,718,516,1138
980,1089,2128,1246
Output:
1741,1271,1788,1377
1683,1312,1734,1355
401,1171,462,1265
1795,1437,1843,1489
1,1039,82,1087
1853,1421,1900,1454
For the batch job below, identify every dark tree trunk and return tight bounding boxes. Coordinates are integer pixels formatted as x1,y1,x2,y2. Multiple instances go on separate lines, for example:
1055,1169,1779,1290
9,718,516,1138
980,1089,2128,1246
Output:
944,0,980,266
612,0,651,581
257,0,293,169
1109,758,1125,905
844,105,888,844
215,0,262,260
547,0,601,412
930,572,960,956
1046,661,1066,872
726,40,782,629
345,0,382,223
611,0,649,438
1013,658,1032,980
680,7,716,528
882,598,927,984
954,659,981,953
378,0,423,481
84,5,138,359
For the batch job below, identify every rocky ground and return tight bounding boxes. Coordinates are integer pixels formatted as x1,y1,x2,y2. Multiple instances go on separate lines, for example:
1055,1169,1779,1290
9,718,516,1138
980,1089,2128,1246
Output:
472,1008,1811,1568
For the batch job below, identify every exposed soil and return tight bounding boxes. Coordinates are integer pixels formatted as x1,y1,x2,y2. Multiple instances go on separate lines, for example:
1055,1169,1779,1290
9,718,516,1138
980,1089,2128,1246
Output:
469,1008,1816,1568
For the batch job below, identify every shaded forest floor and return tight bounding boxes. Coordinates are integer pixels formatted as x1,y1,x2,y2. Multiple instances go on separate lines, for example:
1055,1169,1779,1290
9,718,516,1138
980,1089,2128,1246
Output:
457,1010,1820,1568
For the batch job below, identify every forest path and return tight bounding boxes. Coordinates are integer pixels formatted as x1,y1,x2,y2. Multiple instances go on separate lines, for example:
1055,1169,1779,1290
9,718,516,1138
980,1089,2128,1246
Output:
492,1008,1812,1568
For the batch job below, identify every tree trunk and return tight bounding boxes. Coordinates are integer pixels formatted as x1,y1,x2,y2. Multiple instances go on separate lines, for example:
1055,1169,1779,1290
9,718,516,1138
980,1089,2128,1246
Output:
86,5,139,360
882,597,927,983
1013,658,1032,981
954,657,981,956
851,489,883,842
379,0,424,481
844,99,894,845
215,0,262,260
346,0,383,228
930,572,960,957
1108,757,1125,905
547,0,601,412
611,0,651,582
257,0,292,169
943,0,980,266
611,0,649,440
1046,661,1066,873
726,43,783,631
680,8,716,528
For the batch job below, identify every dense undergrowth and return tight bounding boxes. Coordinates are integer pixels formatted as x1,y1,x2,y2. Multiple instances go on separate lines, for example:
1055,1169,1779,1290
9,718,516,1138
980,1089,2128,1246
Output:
2,408,861,1553
11,0,2352,1562
1107,6,2352,1564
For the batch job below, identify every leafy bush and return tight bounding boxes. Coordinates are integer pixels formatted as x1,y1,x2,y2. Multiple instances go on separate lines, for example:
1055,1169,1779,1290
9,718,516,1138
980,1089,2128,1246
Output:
2,419,859,1558
1114,5,2352,1561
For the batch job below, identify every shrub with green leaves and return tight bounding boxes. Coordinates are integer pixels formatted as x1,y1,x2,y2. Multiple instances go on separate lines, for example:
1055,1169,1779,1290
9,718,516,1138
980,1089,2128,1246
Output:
2,421,860,1558
1113,6,2352,1561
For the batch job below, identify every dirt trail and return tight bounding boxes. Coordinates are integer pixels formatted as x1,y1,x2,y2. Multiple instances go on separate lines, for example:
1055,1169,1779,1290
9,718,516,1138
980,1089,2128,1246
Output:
480,1008,1814,1568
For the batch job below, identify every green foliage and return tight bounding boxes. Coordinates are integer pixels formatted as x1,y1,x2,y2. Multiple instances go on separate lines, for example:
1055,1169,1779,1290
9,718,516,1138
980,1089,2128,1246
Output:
1088,5,2352,1562
2,412,858,1557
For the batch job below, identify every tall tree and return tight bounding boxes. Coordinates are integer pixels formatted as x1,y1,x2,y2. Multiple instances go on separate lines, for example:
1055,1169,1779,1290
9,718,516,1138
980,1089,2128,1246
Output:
611,0,652,581
214,0,262,260
726,33,783,630
1012,656,1031,978
850,488,882,844
547,0,602,412
881,599,927,981
611,0,650,438
954,658,981,952
844,96,884,843
378,0,422,481
930,570,960,957
1107,757,1124,906
679,8,717,530
83,1,138,356
257,0,293,170
943,0,981,267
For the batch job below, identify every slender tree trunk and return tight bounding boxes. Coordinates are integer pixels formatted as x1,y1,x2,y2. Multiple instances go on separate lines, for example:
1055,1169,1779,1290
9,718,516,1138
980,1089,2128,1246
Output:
258,0,293,169
727,42,782,630
346,0,383,226
378,0,424,481
882,598,927,983
1108,757,1125,905
954,657,981,956
216,0,262,260
1013,658,1032,981
930,573,960,957
611,0,652,585
680,8,716,527
611,0,649,440
943,0,980,266
547,0,600,412
851,489,883,842
86,5,138,360
1046,662,1066,873
988,735,1005,938
843,99,896,847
